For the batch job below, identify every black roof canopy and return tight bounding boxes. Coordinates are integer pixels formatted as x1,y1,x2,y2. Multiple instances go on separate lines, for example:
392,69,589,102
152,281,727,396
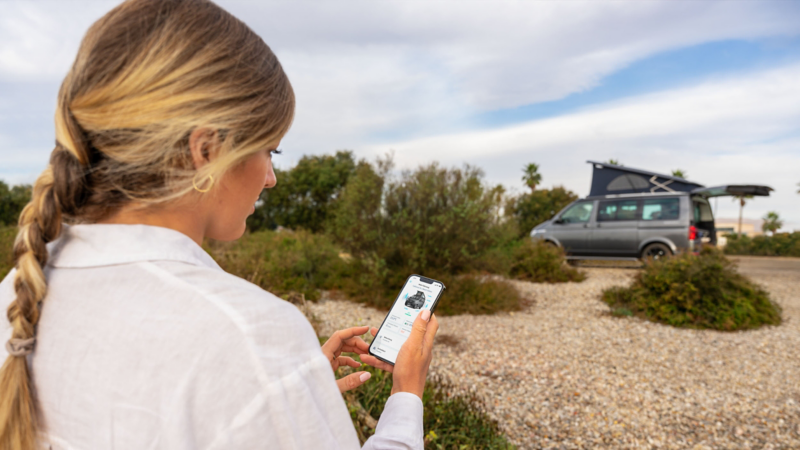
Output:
587,160,704,197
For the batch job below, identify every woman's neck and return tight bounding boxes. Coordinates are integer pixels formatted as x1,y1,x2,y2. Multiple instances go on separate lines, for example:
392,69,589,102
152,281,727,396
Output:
98,203,207,245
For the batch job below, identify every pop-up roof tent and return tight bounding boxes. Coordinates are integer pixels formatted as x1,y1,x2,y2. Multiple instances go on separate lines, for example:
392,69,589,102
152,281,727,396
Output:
586,161,773,198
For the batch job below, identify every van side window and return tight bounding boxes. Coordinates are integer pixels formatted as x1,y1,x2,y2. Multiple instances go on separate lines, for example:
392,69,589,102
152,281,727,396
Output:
642,198,680,221
598,200,639,221
560,202,594,224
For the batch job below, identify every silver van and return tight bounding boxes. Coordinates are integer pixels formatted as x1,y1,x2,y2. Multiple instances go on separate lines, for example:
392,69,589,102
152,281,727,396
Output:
530,161,772,261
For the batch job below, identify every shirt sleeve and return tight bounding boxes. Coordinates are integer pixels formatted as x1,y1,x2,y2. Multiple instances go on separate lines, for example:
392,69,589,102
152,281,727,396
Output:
362,393,424,450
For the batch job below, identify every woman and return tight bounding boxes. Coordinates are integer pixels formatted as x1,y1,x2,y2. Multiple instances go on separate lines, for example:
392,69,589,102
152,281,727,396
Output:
0,0,438,449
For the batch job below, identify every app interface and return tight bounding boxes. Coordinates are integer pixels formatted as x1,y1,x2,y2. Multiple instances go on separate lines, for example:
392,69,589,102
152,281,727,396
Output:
370,276,443,364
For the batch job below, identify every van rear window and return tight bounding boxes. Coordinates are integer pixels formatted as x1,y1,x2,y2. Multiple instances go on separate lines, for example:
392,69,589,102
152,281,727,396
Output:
642,198,680,221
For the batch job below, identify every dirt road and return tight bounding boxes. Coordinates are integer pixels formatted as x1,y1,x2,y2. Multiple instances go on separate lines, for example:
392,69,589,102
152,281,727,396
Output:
728,255,800,278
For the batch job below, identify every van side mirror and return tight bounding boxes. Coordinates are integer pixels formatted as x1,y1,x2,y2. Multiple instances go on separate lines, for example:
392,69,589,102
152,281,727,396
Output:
553,217,564,224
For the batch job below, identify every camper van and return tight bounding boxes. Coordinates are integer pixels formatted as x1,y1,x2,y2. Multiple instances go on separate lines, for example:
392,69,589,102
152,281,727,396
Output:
530,161,772,261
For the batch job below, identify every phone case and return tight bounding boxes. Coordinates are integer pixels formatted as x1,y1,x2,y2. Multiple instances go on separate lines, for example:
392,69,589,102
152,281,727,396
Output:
367,274,446,366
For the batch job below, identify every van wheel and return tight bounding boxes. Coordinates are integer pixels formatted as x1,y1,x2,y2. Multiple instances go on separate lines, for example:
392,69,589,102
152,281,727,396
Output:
641,243,672,262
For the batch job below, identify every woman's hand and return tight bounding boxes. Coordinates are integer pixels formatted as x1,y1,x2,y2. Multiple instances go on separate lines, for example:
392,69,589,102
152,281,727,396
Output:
321,326,392,393
391,309,439,399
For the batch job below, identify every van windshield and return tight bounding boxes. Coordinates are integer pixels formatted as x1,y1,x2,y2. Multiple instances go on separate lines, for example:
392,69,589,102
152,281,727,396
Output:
560,202,594,223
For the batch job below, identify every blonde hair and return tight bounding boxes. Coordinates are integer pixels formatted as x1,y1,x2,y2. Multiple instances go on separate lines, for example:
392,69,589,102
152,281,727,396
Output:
0,0,294,447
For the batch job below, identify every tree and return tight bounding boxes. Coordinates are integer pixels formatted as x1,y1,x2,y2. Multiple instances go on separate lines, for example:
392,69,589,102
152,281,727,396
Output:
0,181,32,226
761,211,783,236
248,151,357,233
506,186,578,238
671,169,687,179
606,159,622,166
522,163,542,191
732,194,754,237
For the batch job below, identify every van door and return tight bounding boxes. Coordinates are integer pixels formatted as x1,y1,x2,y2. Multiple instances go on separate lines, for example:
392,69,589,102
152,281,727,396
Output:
549,200,595,254
638,196,688,251
589,199,640,256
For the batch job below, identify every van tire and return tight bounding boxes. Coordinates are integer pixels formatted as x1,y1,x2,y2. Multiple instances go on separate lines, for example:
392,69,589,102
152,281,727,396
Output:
641,243,672,262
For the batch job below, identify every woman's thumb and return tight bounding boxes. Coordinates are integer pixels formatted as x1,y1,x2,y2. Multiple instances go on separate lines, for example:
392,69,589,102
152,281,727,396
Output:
337,371,372,393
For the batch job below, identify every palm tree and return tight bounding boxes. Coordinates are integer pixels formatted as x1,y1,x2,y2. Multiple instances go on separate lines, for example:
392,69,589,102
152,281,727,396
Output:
761,211,783,236
522,163,542,191
671,169,687,179
606,159,622,166
732,194,753,237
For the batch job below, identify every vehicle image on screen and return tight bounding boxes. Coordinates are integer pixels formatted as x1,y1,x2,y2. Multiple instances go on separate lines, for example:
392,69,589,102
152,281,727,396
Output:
404,290,426,309
530,161,773,261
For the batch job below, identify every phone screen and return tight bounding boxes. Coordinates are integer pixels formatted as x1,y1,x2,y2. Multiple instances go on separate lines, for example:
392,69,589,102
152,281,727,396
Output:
369,275,444,365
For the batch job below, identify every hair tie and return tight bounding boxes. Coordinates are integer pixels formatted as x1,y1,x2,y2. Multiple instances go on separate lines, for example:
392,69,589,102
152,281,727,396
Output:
5,338,35,357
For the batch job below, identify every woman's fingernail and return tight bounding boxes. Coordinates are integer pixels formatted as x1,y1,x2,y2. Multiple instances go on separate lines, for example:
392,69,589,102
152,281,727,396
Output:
360,372,371,382
420,310,431,322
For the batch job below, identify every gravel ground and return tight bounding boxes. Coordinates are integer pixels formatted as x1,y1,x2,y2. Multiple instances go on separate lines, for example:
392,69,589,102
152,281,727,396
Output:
308,266,800,449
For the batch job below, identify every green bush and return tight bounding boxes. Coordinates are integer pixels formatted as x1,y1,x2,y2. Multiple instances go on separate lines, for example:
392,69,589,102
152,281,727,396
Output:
329,159,507,274
508,239,586,283
505,186,577,238
723,232,800,257
602,248,782,331
0,226,15,280
328,261,525,317
206,229,348,301
248,151,357,233
427,274,524,316
343,363,515,449
0,182,32,226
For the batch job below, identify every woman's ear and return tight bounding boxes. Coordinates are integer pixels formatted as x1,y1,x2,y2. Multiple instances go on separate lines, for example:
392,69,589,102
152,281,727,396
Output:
188,128,220,170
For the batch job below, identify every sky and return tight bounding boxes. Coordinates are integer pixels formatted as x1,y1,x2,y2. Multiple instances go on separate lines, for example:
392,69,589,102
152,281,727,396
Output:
1,0,799,229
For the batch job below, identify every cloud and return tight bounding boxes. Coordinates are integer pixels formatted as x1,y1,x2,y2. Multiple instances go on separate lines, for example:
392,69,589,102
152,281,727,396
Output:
1,0,798,226
361,64,800,226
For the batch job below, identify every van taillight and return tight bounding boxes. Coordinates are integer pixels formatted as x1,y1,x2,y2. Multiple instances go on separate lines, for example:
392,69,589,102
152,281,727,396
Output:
689,225,697,241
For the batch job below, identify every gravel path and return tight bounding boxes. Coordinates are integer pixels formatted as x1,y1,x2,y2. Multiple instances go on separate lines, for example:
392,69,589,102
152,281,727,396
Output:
308,267,800,449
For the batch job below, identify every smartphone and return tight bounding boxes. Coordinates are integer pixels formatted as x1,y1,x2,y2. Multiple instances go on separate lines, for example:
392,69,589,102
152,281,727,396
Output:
368,274,446,366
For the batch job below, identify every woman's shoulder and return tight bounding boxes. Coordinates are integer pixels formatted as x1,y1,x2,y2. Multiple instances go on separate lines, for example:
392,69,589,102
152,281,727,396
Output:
146,260,320,354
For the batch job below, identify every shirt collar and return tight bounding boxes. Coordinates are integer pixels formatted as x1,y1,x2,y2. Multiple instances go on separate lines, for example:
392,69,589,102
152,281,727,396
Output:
47,224,221,270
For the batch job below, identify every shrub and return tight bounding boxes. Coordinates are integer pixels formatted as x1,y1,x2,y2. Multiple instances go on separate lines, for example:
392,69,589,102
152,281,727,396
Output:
329,159,507,274
429,274,525,316
508,239,585,283
602,248,782,331
505,186,577,238
0,226,15,280
342,363,515,449
0,182,32,226
330,263,525,317
248,151,357,233
206,229,348,301
723,232,800,257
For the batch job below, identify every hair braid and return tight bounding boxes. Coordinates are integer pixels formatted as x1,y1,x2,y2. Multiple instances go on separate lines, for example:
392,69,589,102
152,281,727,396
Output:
0,165,60,449
0,95,93,450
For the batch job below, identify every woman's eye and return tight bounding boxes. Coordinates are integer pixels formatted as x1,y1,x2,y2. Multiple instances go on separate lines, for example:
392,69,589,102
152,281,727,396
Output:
270,148,283,156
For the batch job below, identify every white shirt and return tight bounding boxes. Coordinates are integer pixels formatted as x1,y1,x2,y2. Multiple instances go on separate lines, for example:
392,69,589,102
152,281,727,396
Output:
0,224,423,450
